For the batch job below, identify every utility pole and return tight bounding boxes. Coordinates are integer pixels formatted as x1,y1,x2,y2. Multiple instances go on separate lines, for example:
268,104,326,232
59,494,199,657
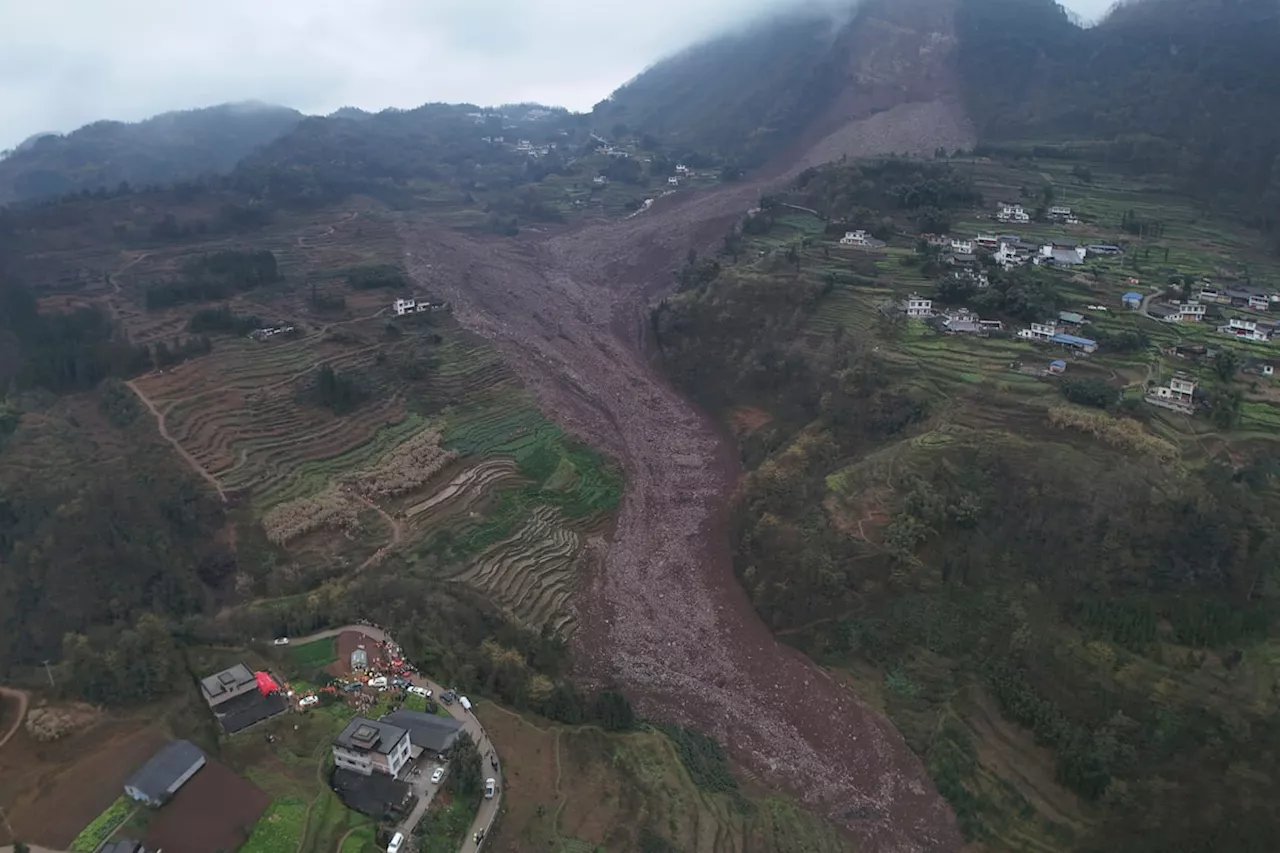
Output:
42,659,55,688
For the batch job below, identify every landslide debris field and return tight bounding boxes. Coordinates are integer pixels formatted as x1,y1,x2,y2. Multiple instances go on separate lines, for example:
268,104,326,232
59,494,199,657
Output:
400,117,970,851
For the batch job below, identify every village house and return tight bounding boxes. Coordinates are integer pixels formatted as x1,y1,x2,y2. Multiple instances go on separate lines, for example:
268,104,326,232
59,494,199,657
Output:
1053,332,1099,353
1220,318,1273,343
1058,310,1086,328
905,293,934,318
974,234,1000,252
954,268,990,289
948,252,980,269
1172,300,1207,322
333,718,412,778
675,164,690,175
1122,292,1143,310
951,238,975,255
1148,303,1178,322
1198,286,1228,305
995,241,1030,269
1037,243,1087,266
841,230,872,246
392,298,440,317
1086,244,1123,256
1019,321,1059,342
1048,359,1068,375
941,307,982,334
980,319,1005,333
996,202,1030,223
1049,205,1072,220
1146,374,1198,415
592,175,607,186
124,741,206,807
921,232,950,249
667,176,680,186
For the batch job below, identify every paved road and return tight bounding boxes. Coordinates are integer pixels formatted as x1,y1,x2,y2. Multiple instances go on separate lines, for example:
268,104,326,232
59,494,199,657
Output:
290,626,501,851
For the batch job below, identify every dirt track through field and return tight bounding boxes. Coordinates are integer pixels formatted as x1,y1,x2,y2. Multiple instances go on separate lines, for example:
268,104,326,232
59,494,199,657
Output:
400,104,970,851
126,379,228,502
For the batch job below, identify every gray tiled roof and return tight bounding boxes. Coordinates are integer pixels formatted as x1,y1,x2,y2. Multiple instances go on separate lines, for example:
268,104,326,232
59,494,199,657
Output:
125,740,205,799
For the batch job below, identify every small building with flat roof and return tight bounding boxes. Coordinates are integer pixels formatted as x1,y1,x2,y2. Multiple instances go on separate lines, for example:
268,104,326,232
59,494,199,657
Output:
200,664,258,708
333,717,412,778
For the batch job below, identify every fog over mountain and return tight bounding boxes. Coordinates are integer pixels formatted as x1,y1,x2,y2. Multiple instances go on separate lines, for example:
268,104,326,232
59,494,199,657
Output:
2,0,1112,149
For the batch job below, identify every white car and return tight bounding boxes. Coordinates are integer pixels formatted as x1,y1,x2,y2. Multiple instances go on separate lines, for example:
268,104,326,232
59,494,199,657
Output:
407,685,431,698
368,676,388,690
386,832,404,853
484,777,496,799
298,695,319,708
272,637,290,645
430,766,444,784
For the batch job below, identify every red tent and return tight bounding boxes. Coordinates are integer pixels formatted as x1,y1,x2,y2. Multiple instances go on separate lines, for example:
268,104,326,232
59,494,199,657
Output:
255,671,279,695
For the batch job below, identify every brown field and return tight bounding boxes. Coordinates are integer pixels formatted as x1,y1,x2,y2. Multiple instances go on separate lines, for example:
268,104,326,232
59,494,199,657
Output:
144,759,270,853
474,702,855,853
0,715,166,847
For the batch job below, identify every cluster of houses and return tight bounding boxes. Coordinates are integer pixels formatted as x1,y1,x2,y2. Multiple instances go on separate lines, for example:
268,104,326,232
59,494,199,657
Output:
919,229,1121,271
995,202,1079,225
1128,282,1279,344
899,294,1004,335
248,324,296,342
392,297,447,317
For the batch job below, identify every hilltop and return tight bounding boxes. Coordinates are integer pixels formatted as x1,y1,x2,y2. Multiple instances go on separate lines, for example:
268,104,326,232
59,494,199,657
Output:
0,102,302,203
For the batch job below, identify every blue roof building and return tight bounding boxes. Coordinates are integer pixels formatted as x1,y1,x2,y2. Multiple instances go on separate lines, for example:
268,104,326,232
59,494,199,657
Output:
1051,333,1098,353
1122,292,1143,308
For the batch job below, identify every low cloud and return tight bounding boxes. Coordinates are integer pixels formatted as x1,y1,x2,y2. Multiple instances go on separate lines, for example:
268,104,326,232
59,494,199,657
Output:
2,0,1112,148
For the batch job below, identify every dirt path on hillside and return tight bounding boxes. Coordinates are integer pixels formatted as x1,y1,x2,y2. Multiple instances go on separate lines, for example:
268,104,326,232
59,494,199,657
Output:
0,687,29,754
400,128,965,849
126,380,227,502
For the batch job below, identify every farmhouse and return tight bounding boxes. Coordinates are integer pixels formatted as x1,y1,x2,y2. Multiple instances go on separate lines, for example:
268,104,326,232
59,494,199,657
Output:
667,176,680,186
333,717,412,778
124,740,206,807
950,238,974,255
201,664,288,733
380,710,464,759
1018,321,1059,342
996,203,1030,223
1122,292,1143,309
904,294,934,318
1086,244,1123,255
1220,318,1273,343
841,230,871,246
392,298,441,316
1038,243,1087,266
1049,205,1073,219
940,308,982,334
995,241,1031,268
921,232,950,248
1052,333,1098,354
1174,300,1207,322
1058,310,1086,327
1147,303,1178,321
974,234,1000,251
592,175,607,186
1146,374,1198,415
200,664,258,708
1243,358,1276,377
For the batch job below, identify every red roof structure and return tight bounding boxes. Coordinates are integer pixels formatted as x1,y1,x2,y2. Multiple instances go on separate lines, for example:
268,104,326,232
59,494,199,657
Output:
255,671,279,696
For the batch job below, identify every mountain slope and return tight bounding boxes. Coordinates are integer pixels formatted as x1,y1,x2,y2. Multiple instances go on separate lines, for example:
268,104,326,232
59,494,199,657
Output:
0,102,303,203
955,0,1280,218
595,0,976,169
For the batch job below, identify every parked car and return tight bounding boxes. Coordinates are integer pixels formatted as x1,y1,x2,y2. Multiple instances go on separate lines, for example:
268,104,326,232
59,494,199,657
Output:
299,695,319,708
342,682,363,693
459,696,472,712
368,676,388,690
272,637,290,645
430,767,445,784
440,690,455,704
386,832,404,853
484,778,496,799
407,685,431,698
391,677,408,689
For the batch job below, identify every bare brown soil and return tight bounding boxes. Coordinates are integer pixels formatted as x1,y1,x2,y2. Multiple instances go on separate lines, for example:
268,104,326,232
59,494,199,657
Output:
399,95,969,848
144,759,269,853
0,717,165,847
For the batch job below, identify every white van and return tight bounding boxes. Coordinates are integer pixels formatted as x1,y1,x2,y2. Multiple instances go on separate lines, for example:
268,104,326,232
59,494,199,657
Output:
459,696,472,711
386,832,404,853
368,675,388,690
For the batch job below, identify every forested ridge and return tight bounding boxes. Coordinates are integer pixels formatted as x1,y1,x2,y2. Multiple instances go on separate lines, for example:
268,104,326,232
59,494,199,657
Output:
0,102,302,204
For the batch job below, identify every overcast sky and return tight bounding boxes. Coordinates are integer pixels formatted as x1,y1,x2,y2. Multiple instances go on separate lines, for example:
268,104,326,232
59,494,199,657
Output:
1,0,1113,150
